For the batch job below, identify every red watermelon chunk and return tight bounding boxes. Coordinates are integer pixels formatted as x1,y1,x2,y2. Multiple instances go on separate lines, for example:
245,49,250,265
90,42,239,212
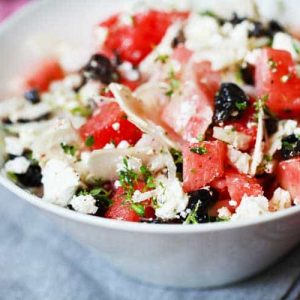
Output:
24,60,64,92
99,10,189,66
79,102,142,150
183,141,227,192
277,158,300,203
105,183,154,222
255,48,300,117
162,60,221,142
225,170,263,203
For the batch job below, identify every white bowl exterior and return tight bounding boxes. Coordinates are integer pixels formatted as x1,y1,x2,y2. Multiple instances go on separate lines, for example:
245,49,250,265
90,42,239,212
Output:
1,0,300,288
40,205,300,288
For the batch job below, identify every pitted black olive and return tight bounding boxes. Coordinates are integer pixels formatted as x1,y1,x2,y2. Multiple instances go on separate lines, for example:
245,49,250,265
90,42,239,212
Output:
24,89,41,104
82,54,119,84
280,134,300,160
186,187,218,223
240,64,255,86
214,82,249,123
17,165,42,187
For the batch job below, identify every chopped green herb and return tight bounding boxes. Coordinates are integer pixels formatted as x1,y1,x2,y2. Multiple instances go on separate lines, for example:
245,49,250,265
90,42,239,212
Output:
190,145,207,155
235,100,248,111
85,135,95,147
293,42,300,54
118,157,138,199
170,148,183,165
131,203,145,216
60,143,76,156
197,134,204,142
254,94,268,113
71,106,92,118
7,172,18,183
199,10,219,18
140,165,156,189
185,201,201,224
155,54,170,64
165,69,180,97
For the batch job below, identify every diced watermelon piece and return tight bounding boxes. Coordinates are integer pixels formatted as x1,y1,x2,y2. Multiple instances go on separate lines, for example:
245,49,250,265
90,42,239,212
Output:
104,183,154,222
210,177,230,200
183,141,227,192
99,10,189,66
79,102,142,150
24,60,64,92
162,61,221,142
225,170,263,203
277,158,300,203
255,48,300,117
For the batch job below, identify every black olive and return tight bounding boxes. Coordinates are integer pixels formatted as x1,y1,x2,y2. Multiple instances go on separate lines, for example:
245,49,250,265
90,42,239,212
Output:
171,29,185,48
186,187,218,223
214,82,249,123
267,20,285,36
16,165,42,187
24,89,41,104
82,54,119,84
240,64,255,86
73,76,87,93
229,13,247,26
265,110,278,135
112,50,122,66
248,21,266,37
2,118,12,125
17,113,51,124
280,134,300,160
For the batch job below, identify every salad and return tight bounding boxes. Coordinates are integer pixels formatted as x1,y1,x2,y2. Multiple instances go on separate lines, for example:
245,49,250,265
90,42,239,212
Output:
1,3,300,224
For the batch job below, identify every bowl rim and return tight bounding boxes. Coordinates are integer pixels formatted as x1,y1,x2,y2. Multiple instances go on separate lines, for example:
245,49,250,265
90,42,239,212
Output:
1,0,300,234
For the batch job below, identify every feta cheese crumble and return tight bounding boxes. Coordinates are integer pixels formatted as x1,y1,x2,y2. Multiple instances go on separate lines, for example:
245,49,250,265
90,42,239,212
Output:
42,159,80,207
4,137,24,156
70,194,98,215
231,195,270,221
269,188,292,212
5,157,30,174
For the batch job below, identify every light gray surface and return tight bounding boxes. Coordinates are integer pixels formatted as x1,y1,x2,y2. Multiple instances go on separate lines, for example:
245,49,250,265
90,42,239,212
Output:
0,187,300,300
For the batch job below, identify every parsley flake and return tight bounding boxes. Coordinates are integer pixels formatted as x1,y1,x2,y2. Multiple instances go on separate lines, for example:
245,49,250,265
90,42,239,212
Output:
131,203,145,217
190,145,207,155
155,54,170,64
60,143,76,156
85,135,95,147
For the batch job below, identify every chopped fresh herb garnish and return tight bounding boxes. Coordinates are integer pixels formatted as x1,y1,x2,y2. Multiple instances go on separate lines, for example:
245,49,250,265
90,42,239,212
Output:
140,165,155,189
85,135,95,147
155,54,169,64
118,157,138,199
190,145,207,155
131,203,145,217
199,10,219,18
185,201,201,224
293,41,300,54
254,94,268,113
197,134,204,142
165,69,180,97
235,100,248,111
7,172,18,182
71,106,92,118
60,143,76,156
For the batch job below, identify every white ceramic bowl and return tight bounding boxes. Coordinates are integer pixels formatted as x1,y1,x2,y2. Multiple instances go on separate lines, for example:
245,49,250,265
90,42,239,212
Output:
1,0,300,289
